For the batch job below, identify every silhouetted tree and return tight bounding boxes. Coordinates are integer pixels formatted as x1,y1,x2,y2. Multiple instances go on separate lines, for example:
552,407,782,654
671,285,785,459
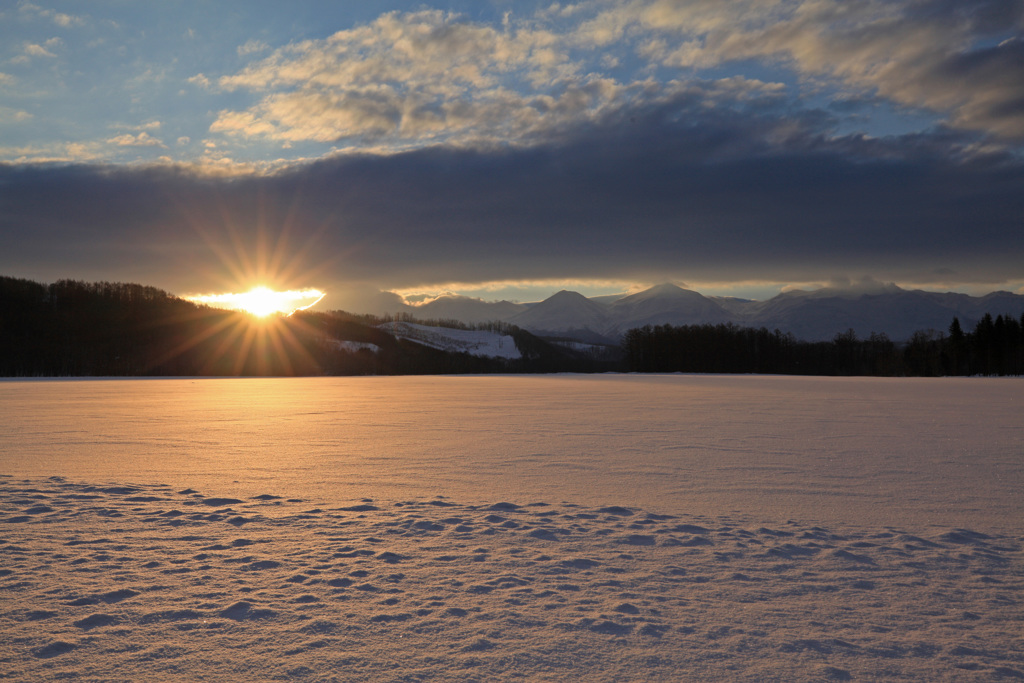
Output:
946,317,967,375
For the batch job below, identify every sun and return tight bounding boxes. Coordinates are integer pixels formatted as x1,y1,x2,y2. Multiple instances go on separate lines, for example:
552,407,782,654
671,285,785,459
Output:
185,286,326,317
237,286,294,317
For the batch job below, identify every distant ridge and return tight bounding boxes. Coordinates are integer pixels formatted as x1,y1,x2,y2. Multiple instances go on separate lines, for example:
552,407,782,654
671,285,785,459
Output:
412,295,527,324
395,283,1024,342
607,283,733,335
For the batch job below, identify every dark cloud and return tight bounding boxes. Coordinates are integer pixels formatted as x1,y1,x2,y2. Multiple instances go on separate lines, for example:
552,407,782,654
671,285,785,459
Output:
904,0,1023,34
1,93,1021,309
932,38,1024,137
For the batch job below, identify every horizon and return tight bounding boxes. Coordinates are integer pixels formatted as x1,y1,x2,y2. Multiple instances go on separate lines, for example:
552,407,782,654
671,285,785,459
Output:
388,279,1024,311
7,272,1022,319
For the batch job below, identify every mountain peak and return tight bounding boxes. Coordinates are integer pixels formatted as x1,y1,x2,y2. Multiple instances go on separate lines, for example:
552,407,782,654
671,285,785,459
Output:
548,289,591,301
647,282,687,294
613,282,704,306
531,290,609,311
506,289,610,335
780,280,905,300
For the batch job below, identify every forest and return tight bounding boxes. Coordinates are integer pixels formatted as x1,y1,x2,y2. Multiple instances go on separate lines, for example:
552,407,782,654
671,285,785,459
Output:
622,317,1024,376
1,275,1022,377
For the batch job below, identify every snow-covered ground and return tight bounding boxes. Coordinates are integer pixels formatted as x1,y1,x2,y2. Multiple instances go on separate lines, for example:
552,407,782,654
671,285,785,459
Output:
331,339,381,354
378,321,521,359
1,375,1022,680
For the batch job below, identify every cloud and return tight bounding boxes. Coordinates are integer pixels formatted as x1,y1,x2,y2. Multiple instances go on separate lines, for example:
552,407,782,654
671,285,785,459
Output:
927,37,1024,138
621,0,1024,139
201,0,1024,156
18,2,84,28
13,37,63,64
210,10,586,147
0,106,31,123
23,42,58,58
237,39,269,57
187,73,212,89
106,132,166,148
1,91,1020,306
0,140,109,164
51,12,83,28
207,10,796,152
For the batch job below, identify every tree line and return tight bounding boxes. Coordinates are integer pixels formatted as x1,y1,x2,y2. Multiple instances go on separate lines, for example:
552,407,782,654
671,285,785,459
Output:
622,314,1024,376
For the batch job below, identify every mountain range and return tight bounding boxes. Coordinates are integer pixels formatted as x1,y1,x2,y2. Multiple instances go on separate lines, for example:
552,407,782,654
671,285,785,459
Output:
403,283,1024,343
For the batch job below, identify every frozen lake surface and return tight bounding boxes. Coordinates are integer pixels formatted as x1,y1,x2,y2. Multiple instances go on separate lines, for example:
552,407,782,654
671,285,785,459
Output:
1,374,1020,531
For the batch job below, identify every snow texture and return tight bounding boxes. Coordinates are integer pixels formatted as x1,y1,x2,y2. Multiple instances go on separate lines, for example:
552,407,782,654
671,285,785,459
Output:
1,478,1021,681
1,375,1022,680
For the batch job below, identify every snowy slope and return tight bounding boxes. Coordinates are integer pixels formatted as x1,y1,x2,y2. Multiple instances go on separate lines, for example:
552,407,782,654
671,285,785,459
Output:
379,321,521,359
505,290,611,337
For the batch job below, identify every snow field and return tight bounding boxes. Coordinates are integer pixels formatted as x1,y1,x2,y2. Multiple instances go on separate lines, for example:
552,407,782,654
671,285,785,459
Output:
2,478,1022,681
1,374,1022,680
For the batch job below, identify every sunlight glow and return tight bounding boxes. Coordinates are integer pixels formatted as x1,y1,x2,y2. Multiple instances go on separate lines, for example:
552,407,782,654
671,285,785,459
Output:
186,287,326,317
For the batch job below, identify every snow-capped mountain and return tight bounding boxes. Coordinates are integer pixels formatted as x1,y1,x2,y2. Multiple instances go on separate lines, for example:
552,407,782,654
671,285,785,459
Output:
505,290,614,342
606,283,733,335
398,283,1024,343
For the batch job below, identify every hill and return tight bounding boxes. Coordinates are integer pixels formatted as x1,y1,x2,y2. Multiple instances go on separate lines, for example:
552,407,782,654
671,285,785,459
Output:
0,276,613,377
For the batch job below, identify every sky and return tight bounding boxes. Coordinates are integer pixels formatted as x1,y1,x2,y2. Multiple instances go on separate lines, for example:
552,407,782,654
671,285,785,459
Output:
1,0,1022,312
